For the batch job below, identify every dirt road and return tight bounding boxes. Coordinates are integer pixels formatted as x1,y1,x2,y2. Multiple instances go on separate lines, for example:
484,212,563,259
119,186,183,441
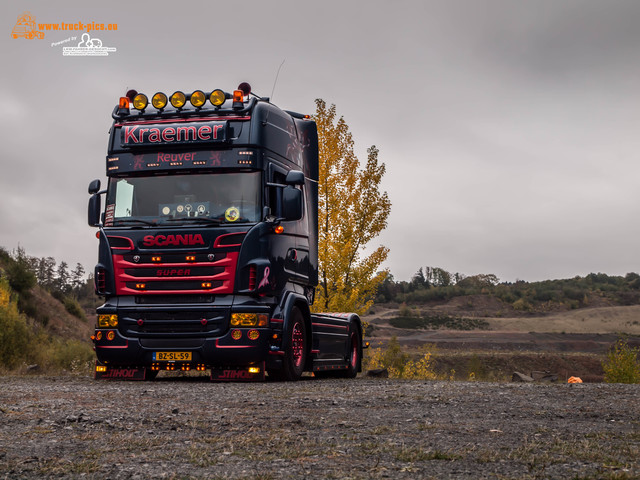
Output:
0,376,637,479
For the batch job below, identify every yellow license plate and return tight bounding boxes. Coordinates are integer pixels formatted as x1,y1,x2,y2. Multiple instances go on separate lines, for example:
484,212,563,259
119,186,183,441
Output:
153,351,192,361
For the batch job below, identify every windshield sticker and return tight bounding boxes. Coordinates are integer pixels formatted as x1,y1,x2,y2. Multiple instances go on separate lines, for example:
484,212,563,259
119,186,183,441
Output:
225,207,240,222
105,204,115,226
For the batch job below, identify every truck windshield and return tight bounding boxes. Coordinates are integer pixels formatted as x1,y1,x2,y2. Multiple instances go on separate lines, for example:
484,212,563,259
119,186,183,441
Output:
106,172,261,226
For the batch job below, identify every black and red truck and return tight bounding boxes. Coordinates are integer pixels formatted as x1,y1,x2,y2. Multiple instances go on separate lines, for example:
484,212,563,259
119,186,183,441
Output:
87,83,363,381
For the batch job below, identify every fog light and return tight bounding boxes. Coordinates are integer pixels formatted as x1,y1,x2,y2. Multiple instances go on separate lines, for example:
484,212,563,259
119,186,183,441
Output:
96,365,107,373
152,92,168,109
248,329,259,340
133,93,148,110
248,366,260,374
96,331,103,341
170,91,186,108
107,330,116,341
190,90,206,107
210,89,225,106
231,329,242,340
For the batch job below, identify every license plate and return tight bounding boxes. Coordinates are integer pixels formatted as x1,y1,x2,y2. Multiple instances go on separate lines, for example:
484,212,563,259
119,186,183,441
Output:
153,351,192,361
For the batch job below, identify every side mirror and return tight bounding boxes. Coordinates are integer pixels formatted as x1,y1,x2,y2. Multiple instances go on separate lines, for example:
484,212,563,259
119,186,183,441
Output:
88,194,102,227
282,186,302,221
285,170,305,186
88,179,101,194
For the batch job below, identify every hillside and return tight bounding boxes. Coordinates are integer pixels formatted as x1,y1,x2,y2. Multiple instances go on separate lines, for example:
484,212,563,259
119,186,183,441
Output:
362,297,640,380
0,248,94,372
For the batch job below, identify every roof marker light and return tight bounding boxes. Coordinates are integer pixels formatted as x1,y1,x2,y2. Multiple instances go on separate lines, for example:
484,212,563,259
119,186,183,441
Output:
170,91,186,108
190,90,206,108
118,96,130,115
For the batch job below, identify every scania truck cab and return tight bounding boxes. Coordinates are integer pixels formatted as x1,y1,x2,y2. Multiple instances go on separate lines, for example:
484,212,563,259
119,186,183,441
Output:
88,83,363,381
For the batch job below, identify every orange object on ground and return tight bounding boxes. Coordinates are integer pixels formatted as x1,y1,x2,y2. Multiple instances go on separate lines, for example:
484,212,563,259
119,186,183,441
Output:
568,376,583,383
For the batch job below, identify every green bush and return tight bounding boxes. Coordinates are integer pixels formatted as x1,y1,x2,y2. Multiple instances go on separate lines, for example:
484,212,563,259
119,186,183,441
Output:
0,279,33,369
63,297,86,321
48,339,94,373
602,339,640,384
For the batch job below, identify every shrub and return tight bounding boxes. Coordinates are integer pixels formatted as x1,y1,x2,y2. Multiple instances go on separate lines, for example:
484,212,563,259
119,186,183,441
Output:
0,278,33,369
602,339,640,384
364,336,437,380
63,297,86,320
47,339,94,373
513,298,532,311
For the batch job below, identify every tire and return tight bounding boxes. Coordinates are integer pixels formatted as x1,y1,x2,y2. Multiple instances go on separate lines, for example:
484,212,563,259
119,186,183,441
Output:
339,325,361,378
269,307,307,381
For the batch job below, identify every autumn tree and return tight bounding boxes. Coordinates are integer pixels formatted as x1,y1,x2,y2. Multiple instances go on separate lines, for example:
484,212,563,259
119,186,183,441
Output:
312,99,391,315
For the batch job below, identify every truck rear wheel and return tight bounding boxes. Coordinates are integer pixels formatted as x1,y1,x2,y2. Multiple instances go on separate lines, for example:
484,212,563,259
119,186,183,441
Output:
269,307,307,381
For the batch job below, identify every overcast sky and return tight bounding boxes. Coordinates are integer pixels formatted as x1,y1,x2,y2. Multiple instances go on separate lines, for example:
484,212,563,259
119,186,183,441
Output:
2,0,640,283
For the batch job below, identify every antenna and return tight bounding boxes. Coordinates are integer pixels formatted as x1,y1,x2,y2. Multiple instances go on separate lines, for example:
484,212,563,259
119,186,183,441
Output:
271,59,286,101
262,60,286,126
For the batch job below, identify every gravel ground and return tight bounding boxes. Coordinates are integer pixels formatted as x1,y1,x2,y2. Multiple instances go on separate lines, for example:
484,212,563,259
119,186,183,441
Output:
0,375,638,479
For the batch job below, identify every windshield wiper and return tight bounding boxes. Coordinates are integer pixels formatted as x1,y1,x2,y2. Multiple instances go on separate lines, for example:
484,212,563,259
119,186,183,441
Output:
113,218,157,226
162,217,222,225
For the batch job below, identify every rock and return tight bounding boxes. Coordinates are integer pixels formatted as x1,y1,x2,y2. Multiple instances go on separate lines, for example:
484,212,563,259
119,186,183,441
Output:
366,368,389,378
531,371,559,382
512,372,534,382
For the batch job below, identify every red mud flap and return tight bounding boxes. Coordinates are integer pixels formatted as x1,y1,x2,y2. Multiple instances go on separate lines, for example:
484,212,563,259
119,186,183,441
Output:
95,363,146,380
210,363,265,382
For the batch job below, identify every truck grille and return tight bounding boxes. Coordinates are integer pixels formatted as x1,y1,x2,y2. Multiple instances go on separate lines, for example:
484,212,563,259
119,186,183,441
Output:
120,310,227,338
113,251,238,295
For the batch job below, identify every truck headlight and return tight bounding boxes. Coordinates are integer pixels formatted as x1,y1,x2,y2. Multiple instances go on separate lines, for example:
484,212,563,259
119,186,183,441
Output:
98,314,118,328
230,313,268,327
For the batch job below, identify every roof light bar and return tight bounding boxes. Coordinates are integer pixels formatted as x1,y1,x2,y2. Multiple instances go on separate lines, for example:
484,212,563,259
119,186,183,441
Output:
117,82,256,114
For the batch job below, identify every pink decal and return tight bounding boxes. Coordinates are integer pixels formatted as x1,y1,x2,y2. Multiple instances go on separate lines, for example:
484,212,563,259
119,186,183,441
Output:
258,267,270,288
133,155,145,170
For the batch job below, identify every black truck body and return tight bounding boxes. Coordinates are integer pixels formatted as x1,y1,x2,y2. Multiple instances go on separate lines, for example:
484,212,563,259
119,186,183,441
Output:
88,84,362,381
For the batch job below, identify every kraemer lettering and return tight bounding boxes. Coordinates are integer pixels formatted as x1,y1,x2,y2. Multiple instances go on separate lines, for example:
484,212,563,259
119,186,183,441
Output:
121,121,227,147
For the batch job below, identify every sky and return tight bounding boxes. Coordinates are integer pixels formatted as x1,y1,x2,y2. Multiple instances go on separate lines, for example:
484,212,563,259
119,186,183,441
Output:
2,0,640,283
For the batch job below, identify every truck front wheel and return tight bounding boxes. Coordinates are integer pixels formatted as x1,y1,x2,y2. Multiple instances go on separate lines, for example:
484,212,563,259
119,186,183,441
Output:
269,307,307,381
340,326,361,378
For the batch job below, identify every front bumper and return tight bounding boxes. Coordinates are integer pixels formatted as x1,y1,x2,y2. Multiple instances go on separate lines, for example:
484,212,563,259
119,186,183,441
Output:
94,295,281,369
